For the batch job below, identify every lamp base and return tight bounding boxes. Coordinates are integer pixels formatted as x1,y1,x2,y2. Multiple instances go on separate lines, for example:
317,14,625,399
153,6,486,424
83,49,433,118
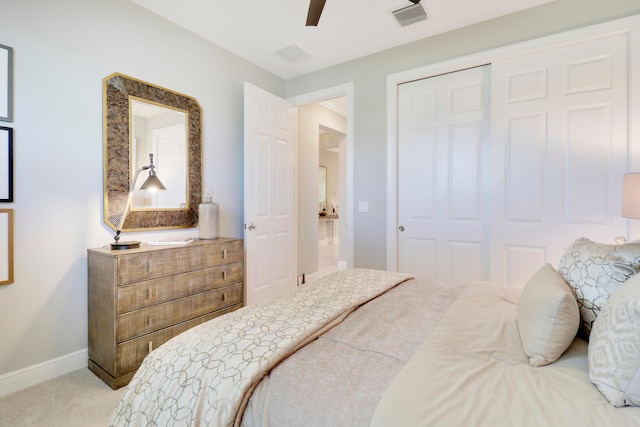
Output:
110,240,141,250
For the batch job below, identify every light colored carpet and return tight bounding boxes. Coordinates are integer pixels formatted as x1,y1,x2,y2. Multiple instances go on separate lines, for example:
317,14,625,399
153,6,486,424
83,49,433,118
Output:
0,368,124,427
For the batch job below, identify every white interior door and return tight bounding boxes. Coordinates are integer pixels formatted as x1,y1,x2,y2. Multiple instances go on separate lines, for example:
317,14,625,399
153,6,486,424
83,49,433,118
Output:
396,32,628,288
244,83,297,305
397,66,490,283
489,33,628,286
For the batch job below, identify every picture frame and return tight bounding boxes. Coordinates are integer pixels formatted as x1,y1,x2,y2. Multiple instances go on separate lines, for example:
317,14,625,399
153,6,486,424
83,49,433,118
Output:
0,209,13,285
0,44,12,122
0,126,13,202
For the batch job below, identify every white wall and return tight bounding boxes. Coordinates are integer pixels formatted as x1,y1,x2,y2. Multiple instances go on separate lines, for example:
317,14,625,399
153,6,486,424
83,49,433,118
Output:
0,0,282,392
285,0,640,269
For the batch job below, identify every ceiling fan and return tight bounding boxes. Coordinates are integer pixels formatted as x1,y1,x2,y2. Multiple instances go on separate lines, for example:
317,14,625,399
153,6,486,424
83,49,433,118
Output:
306,0,326,27
305,0,422,27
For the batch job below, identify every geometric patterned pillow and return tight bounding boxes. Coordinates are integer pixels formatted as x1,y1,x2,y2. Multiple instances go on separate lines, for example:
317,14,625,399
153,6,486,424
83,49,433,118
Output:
557,237,640,336
588,273,640,407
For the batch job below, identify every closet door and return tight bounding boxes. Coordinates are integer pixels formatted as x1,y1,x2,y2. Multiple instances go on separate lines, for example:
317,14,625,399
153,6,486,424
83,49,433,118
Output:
490,34,628,286
397,66,490,283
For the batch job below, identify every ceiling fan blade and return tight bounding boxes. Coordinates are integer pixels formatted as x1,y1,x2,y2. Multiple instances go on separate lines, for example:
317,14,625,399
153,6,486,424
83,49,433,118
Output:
306,0,327,26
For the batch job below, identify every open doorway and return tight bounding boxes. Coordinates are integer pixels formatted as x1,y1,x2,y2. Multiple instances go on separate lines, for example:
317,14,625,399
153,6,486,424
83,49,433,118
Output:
244,83,352,303
318,124,345,275
294,93,350,282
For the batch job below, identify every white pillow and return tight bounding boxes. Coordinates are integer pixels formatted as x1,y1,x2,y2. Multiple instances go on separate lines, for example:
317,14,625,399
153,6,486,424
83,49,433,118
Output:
557,237,640,336
589,273,640,407
518,263,580,367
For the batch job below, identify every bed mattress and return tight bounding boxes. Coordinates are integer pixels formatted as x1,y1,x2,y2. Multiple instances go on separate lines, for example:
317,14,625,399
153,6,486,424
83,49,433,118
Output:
371,282,640,426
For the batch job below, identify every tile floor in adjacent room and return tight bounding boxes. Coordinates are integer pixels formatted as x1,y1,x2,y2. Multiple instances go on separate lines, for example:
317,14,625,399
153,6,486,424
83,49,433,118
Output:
318,237,340,276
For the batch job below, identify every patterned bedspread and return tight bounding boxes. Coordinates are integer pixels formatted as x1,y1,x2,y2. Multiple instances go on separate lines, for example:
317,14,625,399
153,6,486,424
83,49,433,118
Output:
108,269,413,427
242,277,464,426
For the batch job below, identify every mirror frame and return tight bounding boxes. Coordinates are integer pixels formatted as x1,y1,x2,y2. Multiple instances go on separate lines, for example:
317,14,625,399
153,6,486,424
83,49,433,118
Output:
103,72,201,231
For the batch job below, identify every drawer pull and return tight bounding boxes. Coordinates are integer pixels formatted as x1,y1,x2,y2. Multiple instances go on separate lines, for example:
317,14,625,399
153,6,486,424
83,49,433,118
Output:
223,249,228,259
147,288,155,299
222,292,227,302
222,270,227,281
146,315,150,326
148,341,153,353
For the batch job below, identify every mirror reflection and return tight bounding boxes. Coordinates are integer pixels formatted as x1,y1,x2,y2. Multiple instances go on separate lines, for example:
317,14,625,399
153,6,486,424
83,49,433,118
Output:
130,98,187,210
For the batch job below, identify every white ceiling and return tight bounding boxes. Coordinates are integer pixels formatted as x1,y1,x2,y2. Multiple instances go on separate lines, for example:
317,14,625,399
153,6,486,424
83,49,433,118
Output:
130,0,553,80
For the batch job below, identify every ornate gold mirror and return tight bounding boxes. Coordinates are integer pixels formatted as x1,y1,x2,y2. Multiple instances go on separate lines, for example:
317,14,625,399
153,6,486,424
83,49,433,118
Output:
103,73,201,231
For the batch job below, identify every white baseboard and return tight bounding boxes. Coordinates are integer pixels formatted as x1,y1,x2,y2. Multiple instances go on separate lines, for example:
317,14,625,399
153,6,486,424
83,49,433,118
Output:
0,348,88,398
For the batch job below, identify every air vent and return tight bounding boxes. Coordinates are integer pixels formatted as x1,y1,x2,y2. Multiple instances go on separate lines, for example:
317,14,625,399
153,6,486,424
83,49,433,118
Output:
274,45,311,63
392,2,427,27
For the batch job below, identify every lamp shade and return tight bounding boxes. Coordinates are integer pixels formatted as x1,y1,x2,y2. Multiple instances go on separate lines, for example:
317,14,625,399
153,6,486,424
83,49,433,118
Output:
140,173,166,191
110,153,166,250
622,173,640,219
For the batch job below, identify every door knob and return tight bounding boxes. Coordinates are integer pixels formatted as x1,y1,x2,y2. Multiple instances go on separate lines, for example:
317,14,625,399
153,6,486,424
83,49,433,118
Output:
399,225,405,232
247,222,256,231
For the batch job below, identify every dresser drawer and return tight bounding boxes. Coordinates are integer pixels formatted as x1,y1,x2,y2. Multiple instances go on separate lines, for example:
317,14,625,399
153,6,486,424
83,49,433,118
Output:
117,262,243,314
114,303,243,376
117,240,243,284
116,282,243,342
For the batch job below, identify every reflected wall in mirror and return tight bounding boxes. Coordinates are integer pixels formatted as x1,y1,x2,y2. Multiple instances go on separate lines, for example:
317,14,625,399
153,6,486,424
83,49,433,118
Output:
103,73,201,231
130,98,187,210
319,166,327,213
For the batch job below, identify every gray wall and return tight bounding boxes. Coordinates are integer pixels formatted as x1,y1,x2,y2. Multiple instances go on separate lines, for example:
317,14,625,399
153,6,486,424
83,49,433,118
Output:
0,0,282,378
285,0,640,269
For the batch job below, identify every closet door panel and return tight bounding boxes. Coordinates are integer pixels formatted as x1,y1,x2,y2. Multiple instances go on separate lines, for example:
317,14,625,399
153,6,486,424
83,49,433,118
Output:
406,128,437,219
398,66,490,283
566,104,613,224
450,122,482,220
491,34,628,286
504,245,547,287
506,112,547,222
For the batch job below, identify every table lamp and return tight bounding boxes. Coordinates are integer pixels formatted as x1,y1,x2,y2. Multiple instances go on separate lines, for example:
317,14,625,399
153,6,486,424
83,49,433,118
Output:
110,153,166,250
622,173,640,219
616,173,640,244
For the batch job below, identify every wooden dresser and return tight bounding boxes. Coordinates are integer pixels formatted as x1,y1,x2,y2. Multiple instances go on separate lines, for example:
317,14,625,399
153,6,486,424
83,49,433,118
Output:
87,238,244,389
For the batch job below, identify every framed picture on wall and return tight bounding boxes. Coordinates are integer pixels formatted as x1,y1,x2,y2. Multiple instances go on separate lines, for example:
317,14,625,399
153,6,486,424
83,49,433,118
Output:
0,126,12,202
0,44,12,122
0,209,13,285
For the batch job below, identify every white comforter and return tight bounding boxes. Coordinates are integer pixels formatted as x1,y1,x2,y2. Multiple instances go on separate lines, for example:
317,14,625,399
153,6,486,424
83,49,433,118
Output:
371,282,640,426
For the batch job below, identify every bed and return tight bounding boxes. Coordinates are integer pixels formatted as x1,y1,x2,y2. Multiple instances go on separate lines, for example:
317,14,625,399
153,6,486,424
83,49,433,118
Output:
109,238,640,426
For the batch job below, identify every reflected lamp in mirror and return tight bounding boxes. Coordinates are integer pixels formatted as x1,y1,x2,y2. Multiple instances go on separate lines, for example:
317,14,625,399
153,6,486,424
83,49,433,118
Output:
622,173,640,219
110,154,166,250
